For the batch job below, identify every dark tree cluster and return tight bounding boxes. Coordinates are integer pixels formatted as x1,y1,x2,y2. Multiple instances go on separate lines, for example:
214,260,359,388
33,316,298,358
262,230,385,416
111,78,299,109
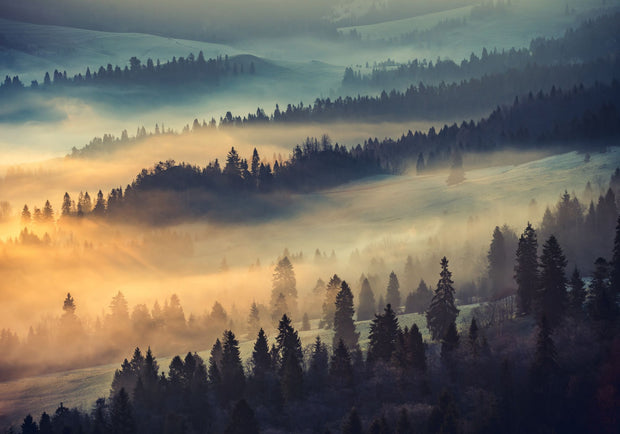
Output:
0,52,257,93
10,219,620,433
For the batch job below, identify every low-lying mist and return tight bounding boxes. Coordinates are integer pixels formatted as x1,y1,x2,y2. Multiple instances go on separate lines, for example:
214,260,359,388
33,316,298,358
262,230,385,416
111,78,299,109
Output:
1,145,618,379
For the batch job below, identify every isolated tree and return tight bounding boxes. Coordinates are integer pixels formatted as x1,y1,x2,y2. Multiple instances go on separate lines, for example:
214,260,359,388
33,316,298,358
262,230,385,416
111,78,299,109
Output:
42,200,54,222
251,328,271,379
61,192,72,216
515,223,539,315
333,281,360,351
357,277,376,321
386,271,402,311
488,226,508,292
321,274,342,329
538,235,568,329
225,399,259,434
367,304,400,364
426,257,459,341
21,205,31,225
271,256,297,317
247,302,260,334
62,293,76,315
221,330,245,402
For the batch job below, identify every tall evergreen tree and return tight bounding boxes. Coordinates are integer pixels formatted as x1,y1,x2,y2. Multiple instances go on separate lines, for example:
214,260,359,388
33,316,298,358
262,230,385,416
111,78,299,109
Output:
538,235,568,329
21,204,31,225
385,271,402,311
367,304,400,364
20,414,38,434
333,281,360,351
61,192,72,216
321,274,342,329
251,328,271,379
426,257,459,341
357,277,376,321
221,330,245,402
271,256,297,319
247,301,260,334
408,323,427,372
308,335,329,387
488,226,508,292
515,223,539,315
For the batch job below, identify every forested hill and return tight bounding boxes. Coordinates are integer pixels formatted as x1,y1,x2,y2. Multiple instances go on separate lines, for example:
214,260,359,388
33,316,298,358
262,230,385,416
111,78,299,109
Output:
57,80,620,224
341,12,620,91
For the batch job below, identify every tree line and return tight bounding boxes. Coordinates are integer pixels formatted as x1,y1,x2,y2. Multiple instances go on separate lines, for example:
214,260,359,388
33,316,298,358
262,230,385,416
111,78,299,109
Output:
8,215,620,433
0,52,257,92
342,11,620,91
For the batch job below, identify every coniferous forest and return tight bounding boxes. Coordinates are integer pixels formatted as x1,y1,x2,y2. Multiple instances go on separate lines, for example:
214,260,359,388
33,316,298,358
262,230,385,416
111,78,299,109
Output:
1,1,620,433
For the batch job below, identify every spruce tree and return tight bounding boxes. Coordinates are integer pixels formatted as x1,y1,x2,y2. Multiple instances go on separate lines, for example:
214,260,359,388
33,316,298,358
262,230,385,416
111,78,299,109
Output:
610,215,620,297
367,304,400,364
515,223,539,315
247,301,260,334
221,330,245,402
308,336,329,387
357,277,376,321
251,328,271,379
21,415,38,434
538,235,568,329
426,257,459,341
386,271,402,311
333,281,360,351
408,323,426,372
321,274,342,329
488,226,508,293
530,315,559,389
271,256,297,315
276,314,303,401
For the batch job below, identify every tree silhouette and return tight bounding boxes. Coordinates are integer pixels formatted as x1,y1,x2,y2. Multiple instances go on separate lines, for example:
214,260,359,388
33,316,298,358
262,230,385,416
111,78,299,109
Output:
385,271,402,311
367,304,399,364
357,277,376,321
321,274,342,329
426,257,459,341
333,281,360,351
515,223,539,315
224,399,259,434
538,235,568,329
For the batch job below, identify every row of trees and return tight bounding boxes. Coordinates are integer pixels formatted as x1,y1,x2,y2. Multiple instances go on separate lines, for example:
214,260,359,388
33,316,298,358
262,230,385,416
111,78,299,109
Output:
0,52,257,92
11,215,620,432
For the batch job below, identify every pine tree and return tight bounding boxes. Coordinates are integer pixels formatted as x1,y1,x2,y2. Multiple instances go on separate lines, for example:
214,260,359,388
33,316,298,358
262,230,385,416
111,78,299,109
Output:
568,267,586,316
247,301,260,334
93,190,106,216
414,279,432,313
251,328,271,379
441,322,460,363
271,256,297,319
62,293,76,315
271,292,288,325
386,271,402,311
42,200,54,222
321,274,342,329
426,257,459,341
221,330,245,402
308,336,329,387
488,226,508,293
38,413,52,434
250,148,261,179
61,192,72,216
333,281,360,351
357,277,376,321
538,235,568,329
367,304,400,364
276,315,303,401
20,414,38,434
224,399,259,434
515,223,539,315
208,338,223,392
530,315,559,387
21,205,31,225
408,323,426,372
341,407,363,434
587,258,617,336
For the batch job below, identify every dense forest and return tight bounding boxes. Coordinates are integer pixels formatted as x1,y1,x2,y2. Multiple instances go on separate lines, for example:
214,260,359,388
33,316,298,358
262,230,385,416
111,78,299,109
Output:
6,211,620,433
341,12,620,91
0,52,259,92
